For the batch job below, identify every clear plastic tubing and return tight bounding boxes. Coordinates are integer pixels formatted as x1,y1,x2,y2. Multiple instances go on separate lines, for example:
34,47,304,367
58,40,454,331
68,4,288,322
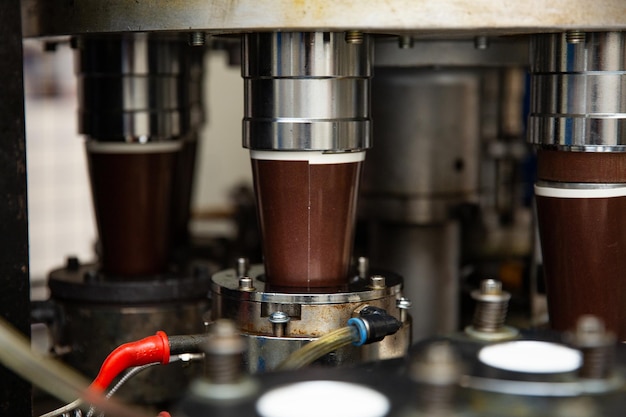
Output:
277,326,358,371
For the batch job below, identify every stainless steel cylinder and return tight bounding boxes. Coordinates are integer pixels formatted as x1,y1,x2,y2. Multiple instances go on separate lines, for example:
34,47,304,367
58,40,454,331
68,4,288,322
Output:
76,33,190,142
242,32,372,151
529,31,626,151
368,222,460,340
361,68,480,224
361,67,482,341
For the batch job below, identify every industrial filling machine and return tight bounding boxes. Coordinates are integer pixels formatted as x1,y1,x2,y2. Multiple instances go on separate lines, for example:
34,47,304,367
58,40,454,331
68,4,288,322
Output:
1,1,626,416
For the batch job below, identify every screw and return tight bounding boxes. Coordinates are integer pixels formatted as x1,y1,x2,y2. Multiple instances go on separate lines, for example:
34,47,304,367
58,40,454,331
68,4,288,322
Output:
398,36,414,49
566,30,586,44
236,257,250,277
345,31,364,44
203,319,246,384
189,31,207,47
567,315,616,379
238,276,255,292
470,279,511,333
357,256,369,280
474,36,489,50
369,275,386,289
269,311,290,337
396,297,412,323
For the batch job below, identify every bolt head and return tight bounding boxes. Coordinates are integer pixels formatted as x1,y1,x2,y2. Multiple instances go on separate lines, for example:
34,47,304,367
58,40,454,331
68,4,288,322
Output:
480,279,502,295
474,36,489,50
396,297,412,309
269,311,290,324
568,315,616,348
238,276,255,291
369,275,386,289
236,257,250,276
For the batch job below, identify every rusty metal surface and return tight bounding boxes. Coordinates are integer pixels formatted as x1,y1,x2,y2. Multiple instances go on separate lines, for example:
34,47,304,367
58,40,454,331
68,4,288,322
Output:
212,265,411,371
21,0,626,38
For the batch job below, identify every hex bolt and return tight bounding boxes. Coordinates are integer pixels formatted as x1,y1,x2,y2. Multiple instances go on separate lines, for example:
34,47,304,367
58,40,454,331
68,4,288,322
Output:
567,315,616,379
203,319,246,384
396,297,412,323
357,256,369,280
345,31,364,44
369,275,386,289
566,30,586,44
471,279,511,332
269,311,290,337
188,31,207,46
238,276,255,292
474,35,489,50
236,257,250,277
398,36,414,49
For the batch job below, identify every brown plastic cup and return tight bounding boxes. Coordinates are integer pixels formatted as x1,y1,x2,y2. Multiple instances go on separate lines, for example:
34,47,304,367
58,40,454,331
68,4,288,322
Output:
251,151,364,291
535,151,626,340
87,141,181,277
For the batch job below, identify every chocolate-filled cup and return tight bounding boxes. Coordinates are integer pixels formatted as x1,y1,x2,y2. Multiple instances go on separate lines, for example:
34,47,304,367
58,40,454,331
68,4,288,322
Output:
535,181,626,340
87,141,181,277
251,151,364,290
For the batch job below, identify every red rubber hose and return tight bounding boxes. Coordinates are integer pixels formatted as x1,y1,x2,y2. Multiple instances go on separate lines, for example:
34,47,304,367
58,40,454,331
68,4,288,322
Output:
90,331,170,392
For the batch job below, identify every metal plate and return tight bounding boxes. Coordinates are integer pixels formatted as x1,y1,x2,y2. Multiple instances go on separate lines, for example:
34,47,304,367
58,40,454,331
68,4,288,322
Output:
22,0,626,38
211,265,402,305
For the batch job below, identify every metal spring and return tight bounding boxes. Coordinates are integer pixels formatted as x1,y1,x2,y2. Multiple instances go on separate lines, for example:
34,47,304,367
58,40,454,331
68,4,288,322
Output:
473,300,508,332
